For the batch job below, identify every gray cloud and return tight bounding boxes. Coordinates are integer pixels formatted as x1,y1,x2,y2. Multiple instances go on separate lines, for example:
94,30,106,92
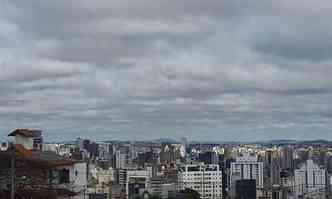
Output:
1,0,332,141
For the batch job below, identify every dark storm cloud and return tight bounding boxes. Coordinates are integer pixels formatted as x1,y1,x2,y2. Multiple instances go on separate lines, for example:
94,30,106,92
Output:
1,0,332,141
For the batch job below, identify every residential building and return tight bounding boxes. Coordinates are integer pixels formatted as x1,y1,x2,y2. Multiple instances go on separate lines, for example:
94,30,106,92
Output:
281,146,294,171
8,128,43,150
178,164,223,199
0,129,88,199
295,159,326,198
230,153,264,197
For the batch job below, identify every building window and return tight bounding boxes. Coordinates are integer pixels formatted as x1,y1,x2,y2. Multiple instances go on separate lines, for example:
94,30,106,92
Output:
33,138,42,149
49,170,59,184
59,168,70,183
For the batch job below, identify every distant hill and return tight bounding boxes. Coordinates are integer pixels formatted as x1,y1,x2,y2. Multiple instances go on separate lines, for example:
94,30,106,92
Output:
266,139,298,144
298,139,332,145
255,139,332,145
153,138,178,143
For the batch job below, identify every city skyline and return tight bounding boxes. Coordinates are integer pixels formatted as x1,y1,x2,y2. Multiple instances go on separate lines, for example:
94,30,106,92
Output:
2,128,332,199
1,1,332,141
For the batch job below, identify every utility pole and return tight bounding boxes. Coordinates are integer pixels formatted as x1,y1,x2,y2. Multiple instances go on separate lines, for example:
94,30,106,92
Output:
10,142,15,199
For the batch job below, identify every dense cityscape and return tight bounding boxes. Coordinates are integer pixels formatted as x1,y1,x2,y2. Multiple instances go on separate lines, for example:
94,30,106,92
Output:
1,129,332,199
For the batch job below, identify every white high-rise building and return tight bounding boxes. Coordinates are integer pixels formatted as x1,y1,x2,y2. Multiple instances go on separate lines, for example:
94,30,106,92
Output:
178,164,223,199
295,159,326,198
180,137,187,159
115,150,127,169
230,153,264,191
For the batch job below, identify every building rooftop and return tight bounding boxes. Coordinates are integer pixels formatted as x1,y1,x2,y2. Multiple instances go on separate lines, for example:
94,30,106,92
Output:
0,144,81,168
8,128,42,138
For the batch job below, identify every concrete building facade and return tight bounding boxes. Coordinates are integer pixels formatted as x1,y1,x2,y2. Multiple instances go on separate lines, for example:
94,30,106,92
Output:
178,164,223,199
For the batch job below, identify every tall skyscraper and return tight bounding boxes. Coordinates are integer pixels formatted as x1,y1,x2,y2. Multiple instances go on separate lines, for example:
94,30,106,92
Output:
181,137,188,160
281,146,294,171
264,149,281,188
115,150,126,169
270,156,281,186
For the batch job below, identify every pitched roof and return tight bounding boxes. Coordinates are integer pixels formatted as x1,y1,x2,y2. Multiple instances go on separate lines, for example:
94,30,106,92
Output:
8,129,42,137
28,150,81,167
0,144,81,168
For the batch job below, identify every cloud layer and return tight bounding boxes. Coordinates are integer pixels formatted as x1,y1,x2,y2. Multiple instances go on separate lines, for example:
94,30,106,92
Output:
1,0,332,141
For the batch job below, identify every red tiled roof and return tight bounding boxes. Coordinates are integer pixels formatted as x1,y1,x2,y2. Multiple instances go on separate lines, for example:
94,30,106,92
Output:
8,129,42,137
30,150,80,167
0,144,80,167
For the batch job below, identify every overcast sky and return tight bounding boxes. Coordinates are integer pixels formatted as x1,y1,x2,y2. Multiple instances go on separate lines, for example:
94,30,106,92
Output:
1,0,332,141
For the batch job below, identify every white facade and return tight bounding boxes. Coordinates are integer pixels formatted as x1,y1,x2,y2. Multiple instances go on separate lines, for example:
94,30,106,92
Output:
42,143,59,152
15,135,34,150
72,162,88,193
230,154,264,189
58,145,72,156
178,164,223,199
116,150,127,169
54,162,88,199
295,159,326,198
